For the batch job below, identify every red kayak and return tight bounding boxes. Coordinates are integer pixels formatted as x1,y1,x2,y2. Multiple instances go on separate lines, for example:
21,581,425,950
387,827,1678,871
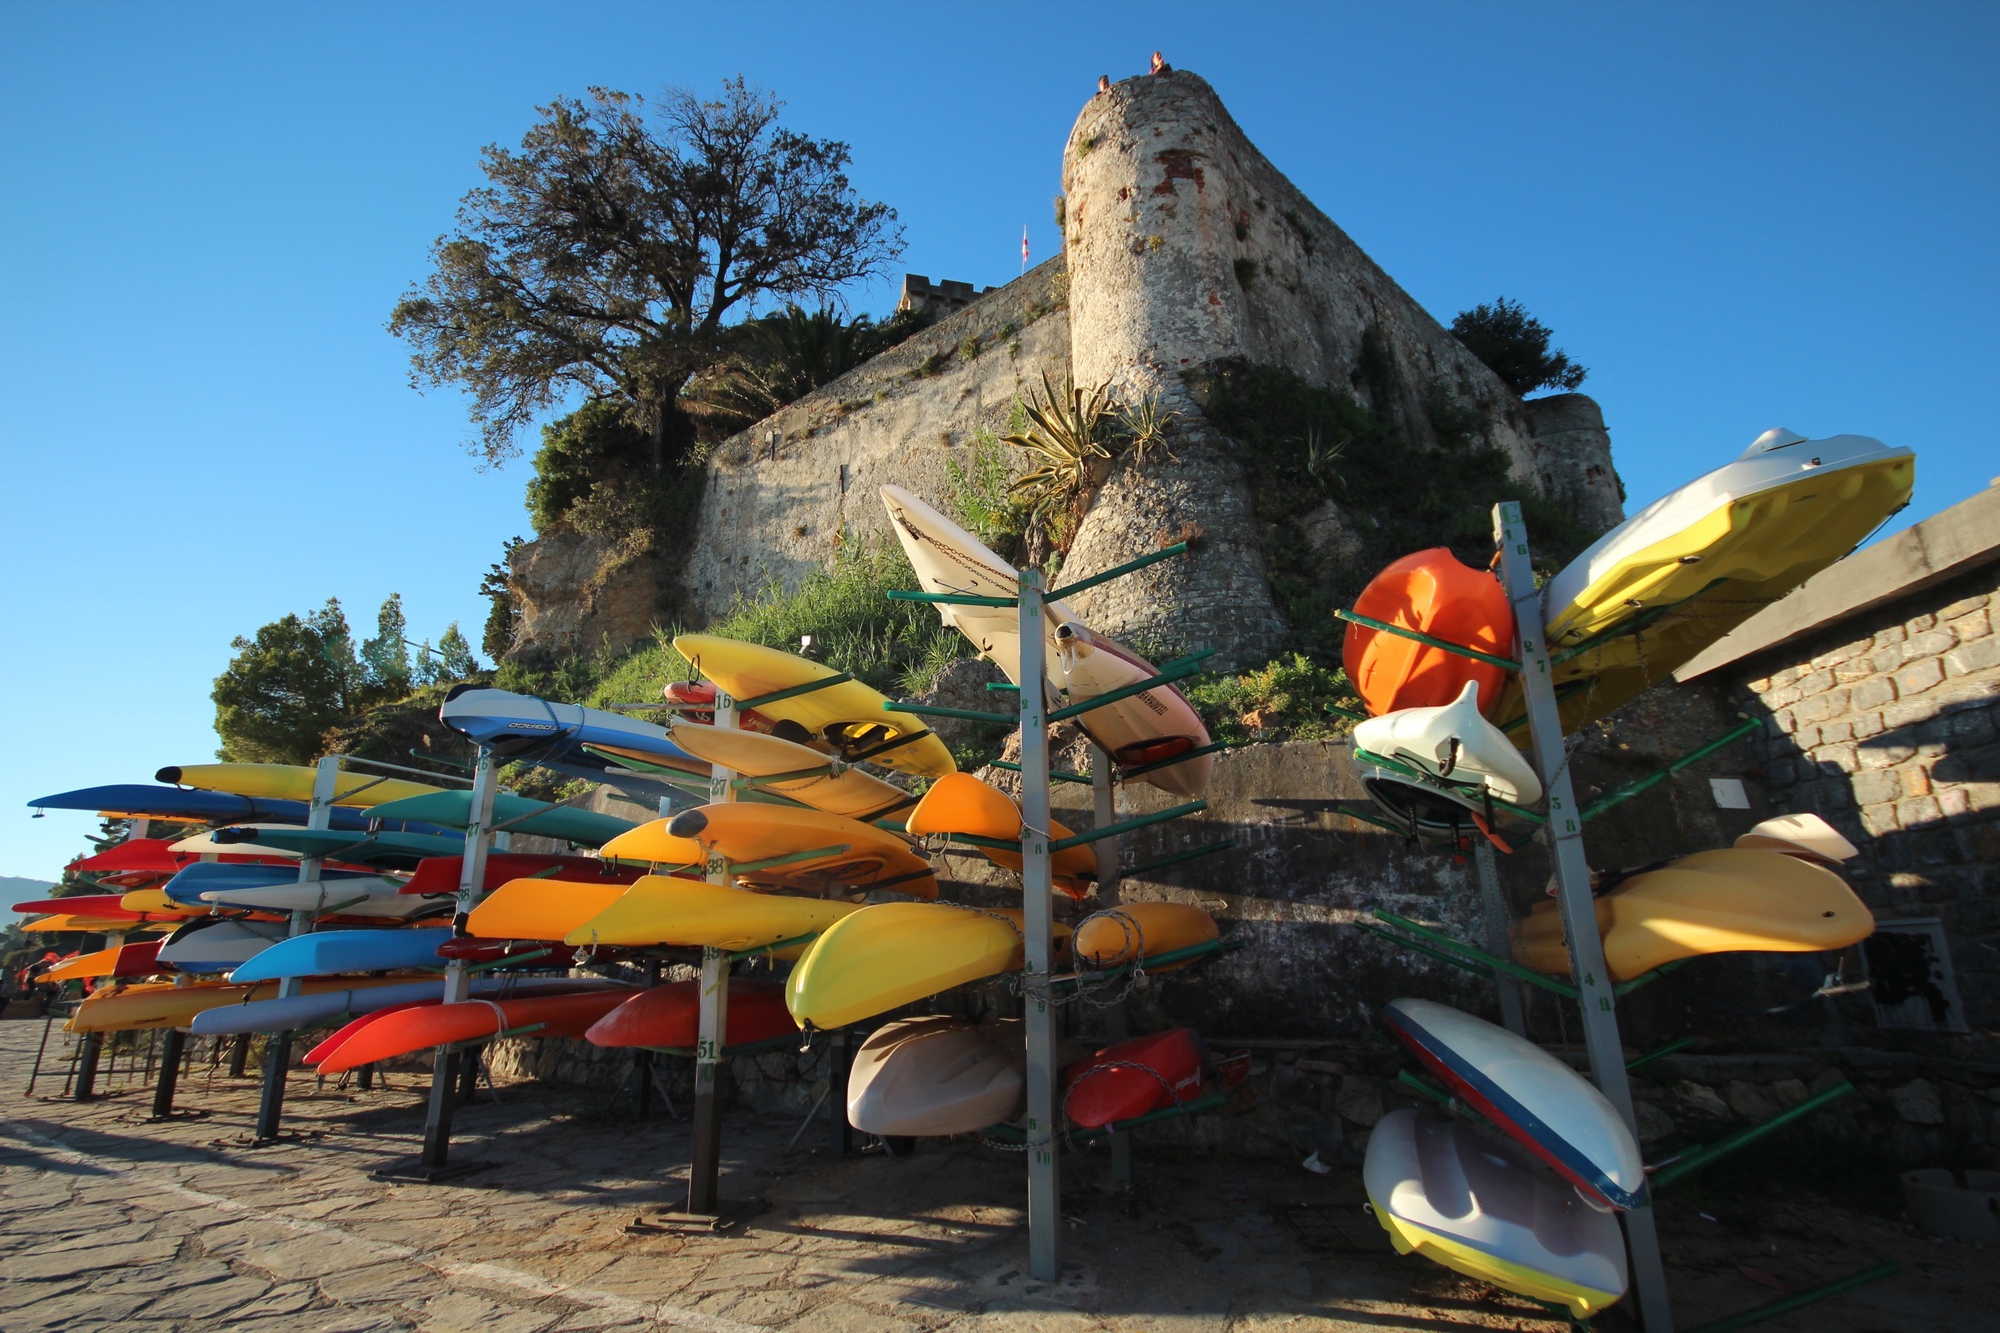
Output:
12,894,195,923
400,853,645,896
584,979,796,1050
71,837,306,875
304,1001,437,1066
316,990,632,1073
1344,547,1514,718
1062,1028,1208,1130
661,680,779,733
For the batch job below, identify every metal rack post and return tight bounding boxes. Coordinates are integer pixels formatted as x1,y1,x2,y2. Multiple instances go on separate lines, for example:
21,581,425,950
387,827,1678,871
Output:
1494,501,1674,1332
688,688,738,1219
1472,841,1526,1036
254,754,338,1143
1089,743,1133,1191
1018,570,1060,1283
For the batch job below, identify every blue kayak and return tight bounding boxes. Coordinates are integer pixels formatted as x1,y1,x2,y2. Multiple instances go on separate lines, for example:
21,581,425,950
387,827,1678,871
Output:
160,861,378,907
440,685,698,769
229,927,453,982
27,784,455,836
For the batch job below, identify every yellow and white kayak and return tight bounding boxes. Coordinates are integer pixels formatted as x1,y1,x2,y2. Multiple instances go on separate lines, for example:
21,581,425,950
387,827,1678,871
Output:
155,763,447,809
1734,811,1859,866
660,724,917,821
1511,847,1874,982
1496,430,1914,733
1366,1109,1627,1320
673,634,955,778
604,802,936,898
564,875,862,953
465,878,639,942
115,889,205,918
787,902,1072,1030
1072,902,1217,970
905,773,1097,894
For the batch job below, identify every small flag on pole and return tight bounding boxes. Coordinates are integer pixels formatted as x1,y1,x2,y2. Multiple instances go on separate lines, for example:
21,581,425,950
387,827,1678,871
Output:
1021,225,1030,274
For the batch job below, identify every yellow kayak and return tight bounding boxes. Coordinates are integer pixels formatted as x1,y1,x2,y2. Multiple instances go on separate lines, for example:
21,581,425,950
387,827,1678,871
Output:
466,878,637,942
564,875,862,952
905,773,1097,894
604,804,937,899
156,762,447,809
23,913,151,934
1511,848,1874,982
786,902,1071,1030
1072,902,1217,971
68,975,417,1033
673,634,955,778
117,889,205,918
1495,432,1914,733
660,724,917,821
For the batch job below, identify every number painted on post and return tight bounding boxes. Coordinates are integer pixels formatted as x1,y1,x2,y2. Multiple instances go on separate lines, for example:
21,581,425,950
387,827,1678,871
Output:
696,1039,718,1061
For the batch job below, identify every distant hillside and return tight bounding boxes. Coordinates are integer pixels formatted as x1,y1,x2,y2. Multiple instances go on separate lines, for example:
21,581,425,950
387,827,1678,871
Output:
0,876,56,911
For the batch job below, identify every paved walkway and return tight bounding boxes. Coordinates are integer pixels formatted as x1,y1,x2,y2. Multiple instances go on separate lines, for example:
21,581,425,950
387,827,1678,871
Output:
2,1020,1994,1332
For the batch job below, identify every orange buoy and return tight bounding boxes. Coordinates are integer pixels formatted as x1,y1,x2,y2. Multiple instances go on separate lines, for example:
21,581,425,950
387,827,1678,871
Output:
1343,548,1514,717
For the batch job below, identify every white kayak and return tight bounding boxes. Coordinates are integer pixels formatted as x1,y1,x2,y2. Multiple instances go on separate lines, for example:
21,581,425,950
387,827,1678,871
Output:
156,918,290,974
1366,1109,1627,1320
1053,621,1213,796
199,877,445,921
880,484,1074,692
1355,680,1542,837
1382,998,1647,1210
186,974,619,1036
846,1016,1026,1136
170,827,302,860
1734,811,1859,866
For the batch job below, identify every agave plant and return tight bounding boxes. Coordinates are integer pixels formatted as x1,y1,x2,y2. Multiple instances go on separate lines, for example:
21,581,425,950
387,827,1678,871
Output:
1003,371,1119,526
1115,391,1181,464
1303,423,1350,496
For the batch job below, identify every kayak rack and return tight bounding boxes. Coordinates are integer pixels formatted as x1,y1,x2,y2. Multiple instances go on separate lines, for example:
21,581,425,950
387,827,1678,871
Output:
1338,504,1884,1333
887,537,1223,1283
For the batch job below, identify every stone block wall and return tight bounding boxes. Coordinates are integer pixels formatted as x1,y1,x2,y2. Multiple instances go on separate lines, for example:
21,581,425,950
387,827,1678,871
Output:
1733,560,2000,1024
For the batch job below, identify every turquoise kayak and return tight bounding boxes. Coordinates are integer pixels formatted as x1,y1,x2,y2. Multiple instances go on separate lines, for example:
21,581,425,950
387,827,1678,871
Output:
229,928,452,982
368,790,636,847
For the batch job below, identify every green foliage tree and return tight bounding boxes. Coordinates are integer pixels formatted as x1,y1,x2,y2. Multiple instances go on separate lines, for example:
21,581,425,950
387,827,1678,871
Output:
480,537,524,661
523,400,654,533
438,623,480,681
390,80,905,471
212,599,364,764
360,593,412,693
1450,297,1588,397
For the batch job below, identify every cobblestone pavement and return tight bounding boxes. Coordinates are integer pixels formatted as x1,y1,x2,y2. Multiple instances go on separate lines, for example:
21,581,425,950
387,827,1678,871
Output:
4,1021,1997,1332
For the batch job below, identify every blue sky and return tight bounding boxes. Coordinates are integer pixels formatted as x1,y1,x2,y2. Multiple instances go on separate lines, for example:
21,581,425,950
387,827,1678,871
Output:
2,2,1993,879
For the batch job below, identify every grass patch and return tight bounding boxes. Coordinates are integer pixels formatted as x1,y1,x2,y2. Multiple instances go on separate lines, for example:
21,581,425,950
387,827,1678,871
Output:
1184,654,1361,747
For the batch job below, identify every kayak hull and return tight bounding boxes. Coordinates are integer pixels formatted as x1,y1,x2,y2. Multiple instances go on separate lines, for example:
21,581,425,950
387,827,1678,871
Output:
903,774,1095,894
229,928,453,983
787,903,1070,1030
1344,549,1514,718
316,990,633,1073
584,979,796,1048
564,875,860,952
1383,998,1646,1210
1072,902,1217,970
610,805,937,899
847,1017,1026,1136
192,975,614,1036
1366,1109,1627,1320
1511,847,1874,981
1063,1028,1206,1129
1054,622,1213,796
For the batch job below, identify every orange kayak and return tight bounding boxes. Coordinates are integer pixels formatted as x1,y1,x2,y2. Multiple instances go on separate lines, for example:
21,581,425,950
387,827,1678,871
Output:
905,773,1097,896
584,979,797,1049
1344,547,1513,717
302,1001,438,1066
316,989,633,1074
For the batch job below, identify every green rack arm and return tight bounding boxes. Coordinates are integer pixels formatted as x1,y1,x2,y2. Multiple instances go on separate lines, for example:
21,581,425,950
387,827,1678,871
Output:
1047,541,1190,601
1058,936,1245,988
990,759,1093,786
737,672,855,711
1650,1082,1856,1191
729,844,850,875
1624,1036,1696,1073
1065,1090,1228,1143
986,681,1020,692
1681,1260,1899,1333
887,700,1017,724
1365,911,1683,999
1120,838,1235,880
934,831,1021,853
1325,703,1371,722
1119,740,1234,781
464,947,552,973
1577,716,1763,822
1046,653,1214,724
736,765,834,790
1049,801,1207,852
1333,609,1523,672
885,590,1019,608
